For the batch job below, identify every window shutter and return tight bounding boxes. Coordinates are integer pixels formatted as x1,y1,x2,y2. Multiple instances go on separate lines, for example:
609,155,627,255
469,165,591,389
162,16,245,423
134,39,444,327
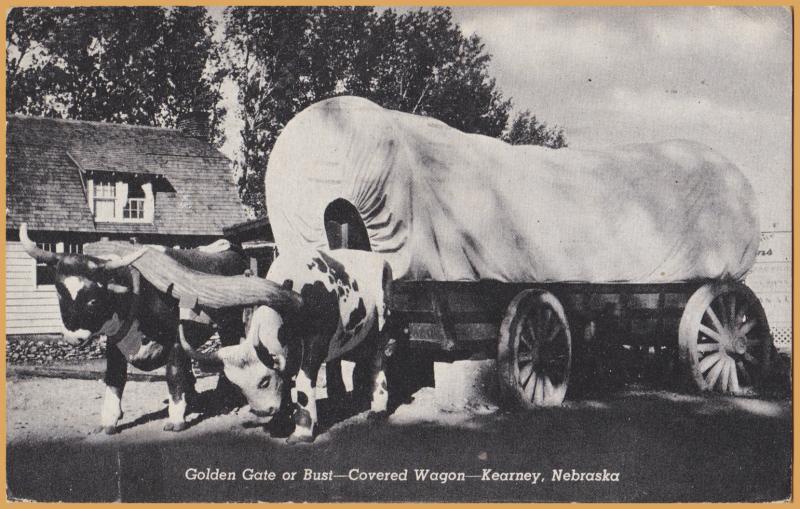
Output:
87,178,95,213
142,182,155,222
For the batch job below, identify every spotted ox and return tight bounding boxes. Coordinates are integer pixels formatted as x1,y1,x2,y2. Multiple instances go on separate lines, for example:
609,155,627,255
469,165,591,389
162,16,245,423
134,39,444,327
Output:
19,224,249,434
181,249,395,443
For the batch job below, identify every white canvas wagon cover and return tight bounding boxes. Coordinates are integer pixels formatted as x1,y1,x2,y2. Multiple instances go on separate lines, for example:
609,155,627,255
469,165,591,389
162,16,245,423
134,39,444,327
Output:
266,96,759,284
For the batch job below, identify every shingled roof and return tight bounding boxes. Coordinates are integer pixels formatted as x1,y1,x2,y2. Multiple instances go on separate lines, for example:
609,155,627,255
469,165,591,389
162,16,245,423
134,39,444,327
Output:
6,115,247,236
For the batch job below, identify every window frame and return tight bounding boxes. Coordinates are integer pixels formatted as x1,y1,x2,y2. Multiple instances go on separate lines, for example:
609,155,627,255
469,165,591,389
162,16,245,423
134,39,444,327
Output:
93,180,117,222
34,241,57,287
33,242,82,288
123,197,146,220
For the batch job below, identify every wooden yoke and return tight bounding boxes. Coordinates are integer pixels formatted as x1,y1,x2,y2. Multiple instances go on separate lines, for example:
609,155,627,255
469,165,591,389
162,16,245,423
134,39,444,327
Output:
129,248,302,313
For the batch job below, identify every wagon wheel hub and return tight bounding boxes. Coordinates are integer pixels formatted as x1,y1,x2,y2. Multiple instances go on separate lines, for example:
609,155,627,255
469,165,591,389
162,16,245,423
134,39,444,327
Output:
731,336,747,355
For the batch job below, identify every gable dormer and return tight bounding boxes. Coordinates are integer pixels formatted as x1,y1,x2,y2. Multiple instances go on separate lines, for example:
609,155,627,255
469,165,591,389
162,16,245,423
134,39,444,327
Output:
7,115,246,238
65,149,160,225
86,174,155,223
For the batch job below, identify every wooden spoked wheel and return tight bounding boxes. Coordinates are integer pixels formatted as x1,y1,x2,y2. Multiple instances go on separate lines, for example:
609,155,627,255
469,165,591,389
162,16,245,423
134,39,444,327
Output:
679,281,772,395
498,289,572,408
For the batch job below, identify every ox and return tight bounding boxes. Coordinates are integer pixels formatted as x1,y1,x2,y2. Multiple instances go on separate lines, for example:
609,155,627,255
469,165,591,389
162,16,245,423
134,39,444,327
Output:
179,249,395,443
19,224,249,434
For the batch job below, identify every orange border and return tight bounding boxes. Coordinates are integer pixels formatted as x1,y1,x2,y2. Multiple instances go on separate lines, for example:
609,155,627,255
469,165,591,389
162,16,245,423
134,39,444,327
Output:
0,2,796,508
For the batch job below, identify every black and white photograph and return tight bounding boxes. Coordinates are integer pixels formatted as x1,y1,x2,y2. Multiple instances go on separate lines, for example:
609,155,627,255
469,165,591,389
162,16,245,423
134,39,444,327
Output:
5,6,792,502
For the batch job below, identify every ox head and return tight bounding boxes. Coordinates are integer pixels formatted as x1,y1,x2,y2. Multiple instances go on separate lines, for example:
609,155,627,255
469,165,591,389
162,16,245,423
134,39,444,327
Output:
180,294,301,422
19,224,146,346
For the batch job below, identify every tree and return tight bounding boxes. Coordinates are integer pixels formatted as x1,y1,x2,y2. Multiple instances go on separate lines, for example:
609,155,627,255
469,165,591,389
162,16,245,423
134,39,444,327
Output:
503,110,567,149
226,8,326,212
349,8,511,138
226,6,514,216
159,7,227,142
225,7,378,213
7,7,224,142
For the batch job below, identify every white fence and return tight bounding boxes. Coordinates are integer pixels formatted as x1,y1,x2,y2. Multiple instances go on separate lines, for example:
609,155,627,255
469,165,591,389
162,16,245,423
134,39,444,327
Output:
746,230,792,353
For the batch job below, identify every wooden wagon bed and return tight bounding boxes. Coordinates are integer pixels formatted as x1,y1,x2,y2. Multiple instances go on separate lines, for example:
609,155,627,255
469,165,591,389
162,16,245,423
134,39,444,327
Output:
387,279,774,407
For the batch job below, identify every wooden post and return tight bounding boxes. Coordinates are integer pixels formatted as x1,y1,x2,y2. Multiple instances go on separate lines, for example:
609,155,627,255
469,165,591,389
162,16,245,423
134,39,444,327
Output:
429,287,457,351
340,223,349,249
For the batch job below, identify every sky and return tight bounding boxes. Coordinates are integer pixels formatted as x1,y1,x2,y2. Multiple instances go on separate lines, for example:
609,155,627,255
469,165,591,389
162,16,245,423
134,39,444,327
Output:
215,6,792,230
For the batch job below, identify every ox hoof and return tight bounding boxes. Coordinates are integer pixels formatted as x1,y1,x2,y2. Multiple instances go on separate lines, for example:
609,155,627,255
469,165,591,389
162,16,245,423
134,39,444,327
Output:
184,391,200,412
92,425,119,435
286,433,315,445
163,421,189,432
367,410,388,422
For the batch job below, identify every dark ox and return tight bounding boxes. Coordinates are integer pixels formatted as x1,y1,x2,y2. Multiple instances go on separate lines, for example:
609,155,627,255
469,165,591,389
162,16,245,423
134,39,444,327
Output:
180,249,395,443
20,224,249,434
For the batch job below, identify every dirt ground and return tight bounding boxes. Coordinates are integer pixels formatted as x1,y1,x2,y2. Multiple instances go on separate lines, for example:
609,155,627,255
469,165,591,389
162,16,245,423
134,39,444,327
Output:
6,371,792,503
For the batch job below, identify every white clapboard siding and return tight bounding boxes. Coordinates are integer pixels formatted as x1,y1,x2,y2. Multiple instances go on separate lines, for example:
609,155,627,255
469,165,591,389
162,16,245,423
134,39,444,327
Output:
6,241,64,335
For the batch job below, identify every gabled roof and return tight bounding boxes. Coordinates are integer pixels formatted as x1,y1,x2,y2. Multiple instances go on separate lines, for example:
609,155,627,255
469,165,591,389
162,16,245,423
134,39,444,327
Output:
6,115,247,236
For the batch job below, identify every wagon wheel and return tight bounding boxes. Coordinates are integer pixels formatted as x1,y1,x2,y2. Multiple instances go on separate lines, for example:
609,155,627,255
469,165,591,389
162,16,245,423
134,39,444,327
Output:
498,289,571,408
678,281,772,395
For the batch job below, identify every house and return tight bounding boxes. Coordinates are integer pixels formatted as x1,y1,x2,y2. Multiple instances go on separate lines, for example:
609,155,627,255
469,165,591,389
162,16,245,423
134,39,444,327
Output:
5,115,248,336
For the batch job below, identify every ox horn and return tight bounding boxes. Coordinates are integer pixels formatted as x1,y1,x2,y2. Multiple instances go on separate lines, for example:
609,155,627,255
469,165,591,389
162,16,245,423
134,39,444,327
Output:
254,341,286,372
19,223,61,264
178,322,224,369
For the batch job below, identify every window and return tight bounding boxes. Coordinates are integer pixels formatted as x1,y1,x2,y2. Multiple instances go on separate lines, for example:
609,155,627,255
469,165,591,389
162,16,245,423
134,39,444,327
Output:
65,242,83,255
35,242,83,287
123,182,146,219
91,178,152,223
95,181,115,198
94,181,116,221
35,242,57,286
123,198,145,219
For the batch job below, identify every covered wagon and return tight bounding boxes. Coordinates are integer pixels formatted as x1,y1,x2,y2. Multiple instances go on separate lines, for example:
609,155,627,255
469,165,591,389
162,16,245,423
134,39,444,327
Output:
265,96,773,406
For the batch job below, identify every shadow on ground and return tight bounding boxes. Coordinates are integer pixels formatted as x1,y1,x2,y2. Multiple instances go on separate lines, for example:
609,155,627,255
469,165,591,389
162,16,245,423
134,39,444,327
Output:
7,385,791,503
